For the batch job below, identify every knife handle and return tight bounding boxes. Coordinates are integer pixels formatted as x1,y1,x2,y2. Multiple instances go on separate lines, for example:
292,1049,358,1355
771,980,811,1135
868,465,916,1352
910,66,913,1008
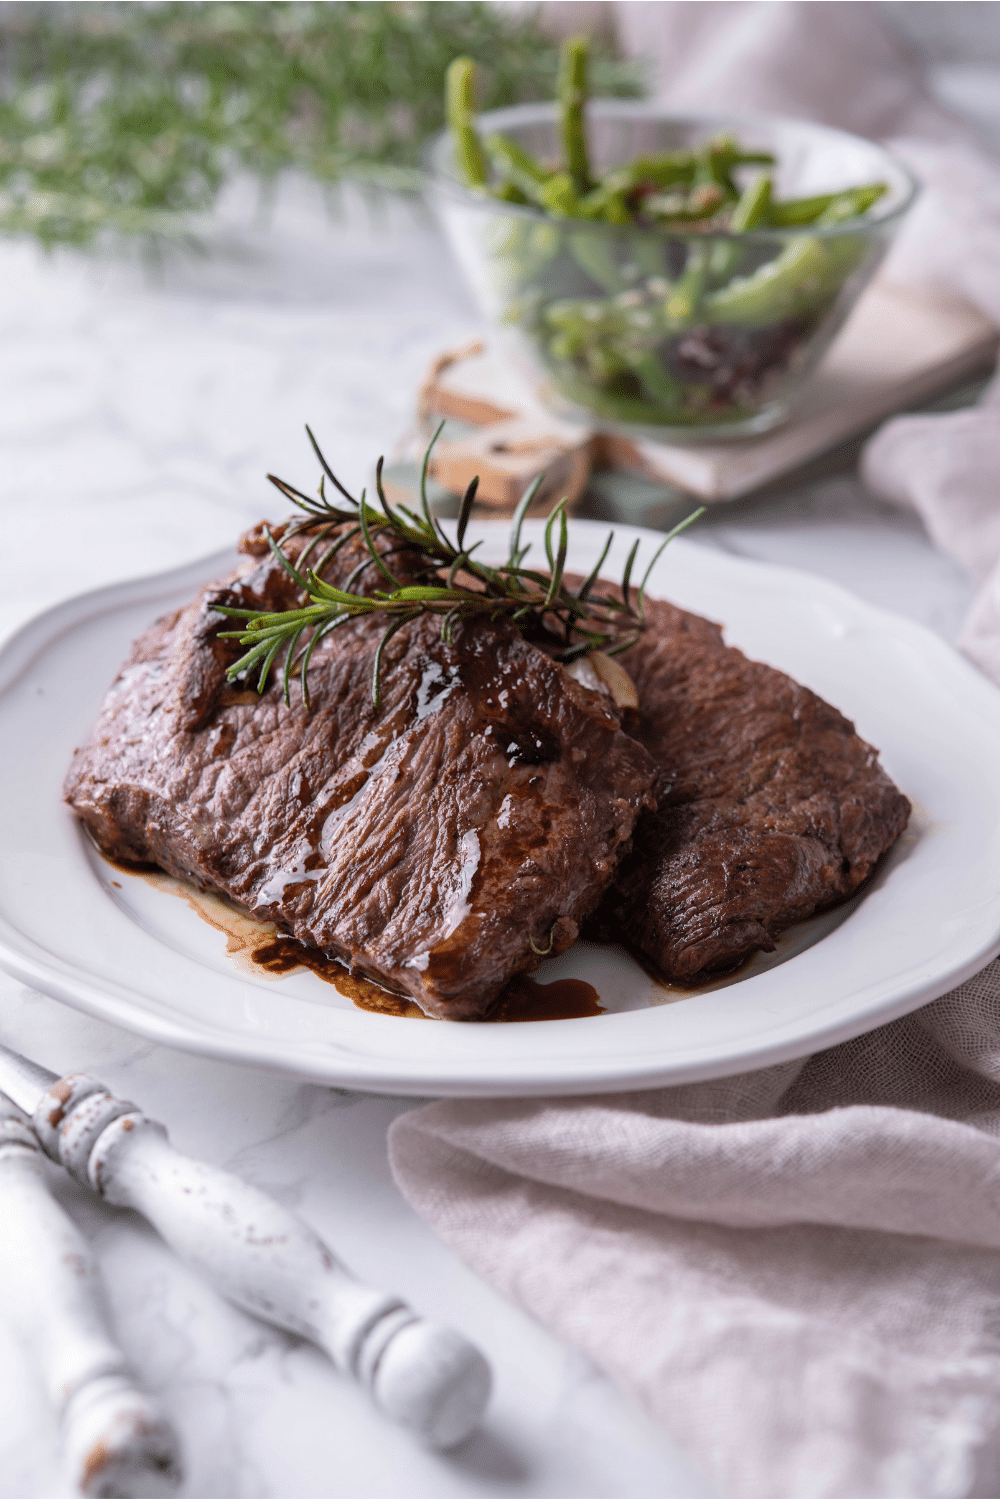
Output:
33,1075,490,1449
0,1096,181,1497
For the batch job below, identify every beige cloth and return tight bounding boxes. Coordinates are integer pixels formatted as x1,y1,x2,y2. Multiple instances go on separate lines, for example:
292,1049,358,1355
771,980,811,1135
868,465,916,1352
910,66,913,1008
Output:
862,376,1000,686
390,7,1000,1496
391,961,1000,1497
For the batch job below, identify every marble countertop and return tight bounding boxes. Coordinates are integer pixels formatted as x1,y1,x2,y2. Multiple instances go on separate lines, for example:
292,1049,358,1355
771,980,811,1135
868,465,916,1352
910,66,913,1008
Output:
0,178,980,1499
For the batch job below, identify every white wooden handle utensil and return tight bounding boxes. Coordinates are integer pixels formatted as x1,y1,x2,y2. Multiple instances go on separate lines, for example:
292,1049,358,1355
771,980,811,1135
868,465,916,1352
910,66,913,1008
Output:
0,1094,181,1498
0,1044,490,1449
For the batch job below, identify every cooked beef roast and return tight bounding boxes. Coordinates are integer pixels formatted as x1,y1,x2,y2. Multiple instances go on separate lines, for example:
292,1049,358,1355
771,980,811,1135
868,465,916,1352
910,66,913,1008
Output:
64,524,656,1019
597,596,911,984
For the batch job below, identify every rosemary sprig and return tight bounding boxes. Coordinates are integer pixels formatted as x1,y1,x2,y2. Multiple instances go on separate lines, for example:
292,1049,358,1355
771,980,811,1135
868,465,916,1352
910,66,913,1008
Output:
215,426,704,710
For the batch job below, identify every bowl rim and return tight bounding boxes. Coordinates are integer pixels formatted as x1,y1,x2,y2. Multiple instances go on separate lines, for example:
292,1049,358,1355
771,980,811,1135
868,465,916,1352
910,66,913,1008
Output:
425,99,921,243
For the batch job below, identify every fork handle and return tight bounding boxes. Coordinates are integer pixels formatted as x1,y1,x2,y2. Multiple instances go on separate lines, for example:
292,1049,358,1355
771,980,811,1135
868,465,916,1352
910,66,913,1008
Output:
0,1096,180,1496
33,1074,490,1449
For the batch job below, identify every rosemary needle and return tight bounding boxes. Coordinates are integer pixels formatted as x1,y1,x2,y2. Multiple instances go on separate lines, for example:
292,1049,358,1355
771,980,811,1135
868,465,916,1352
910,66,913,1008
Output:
215,426,703,709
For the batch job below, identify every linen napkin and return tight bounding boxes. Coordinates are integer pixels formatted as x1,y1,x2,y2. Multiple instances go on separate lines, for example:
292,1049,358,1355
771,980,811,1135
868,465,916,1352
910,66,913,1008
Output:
390,7,1000,1496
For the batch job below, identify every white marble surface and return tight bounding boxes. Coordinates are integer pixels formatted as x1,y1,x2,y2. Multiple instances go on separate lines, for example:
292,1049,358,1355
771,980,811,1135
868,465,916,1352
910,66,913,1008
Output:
0,176,982,1499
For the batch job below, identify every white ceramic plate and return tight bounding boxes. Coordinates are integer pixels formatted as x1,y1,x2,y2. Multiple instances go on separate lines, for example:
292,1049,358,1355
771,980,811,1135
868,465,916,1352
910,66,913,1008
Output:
1,522,999,1096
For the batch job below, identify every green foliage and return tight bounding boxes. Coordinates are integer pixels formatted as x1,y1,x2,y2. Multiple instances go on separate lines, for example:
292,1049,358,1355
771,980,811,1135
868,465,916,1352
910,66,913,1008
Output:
0,1,641,248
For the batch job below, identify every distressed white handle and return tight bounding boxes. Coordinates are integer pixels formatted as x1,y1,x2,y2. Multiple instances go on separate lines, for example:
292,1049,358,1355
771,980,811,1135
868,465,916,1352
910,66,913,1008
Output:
34,1075,490,1449
0,1096,180,1498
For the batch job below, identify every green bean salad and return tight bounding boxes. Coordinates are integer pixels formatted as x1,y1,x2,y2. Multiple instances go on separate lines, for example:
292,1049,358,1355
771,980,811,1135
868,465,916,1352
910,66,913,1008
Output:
445,41,891,430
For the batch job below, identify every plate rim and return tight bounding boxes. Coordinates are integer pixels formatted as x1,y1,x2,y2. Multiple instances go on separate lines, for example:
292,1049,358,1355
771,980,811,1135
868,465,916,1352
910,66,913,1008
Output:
2,522,999,1096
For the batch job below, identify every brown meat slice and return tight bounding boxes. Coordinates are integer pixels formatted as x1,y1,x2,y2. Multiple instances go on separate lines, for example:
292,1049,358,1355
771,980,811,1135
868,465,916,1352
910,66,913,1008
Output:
597,595,911,984
64,525,656,1019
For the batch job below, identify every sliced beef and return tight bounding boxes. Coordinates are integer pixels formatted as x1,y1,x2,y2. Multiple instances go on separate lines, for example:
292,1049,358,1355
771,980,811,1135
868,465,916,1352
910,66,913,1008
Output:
64,524,656,1019
597,595,911,984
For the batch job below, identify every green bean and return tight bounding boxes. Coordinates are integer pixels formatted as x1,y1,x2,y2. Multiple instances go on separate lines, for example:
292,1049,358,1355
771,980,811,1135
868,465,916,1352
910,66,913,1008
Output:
694,138,738,199
733,151,777,166
603,194,631,226
445,57,487,189
665,243,709,323
587,348,630,382
702,231,866,326
768,193,837,227
647,183,725,222
543,298,593,331
550,370,693,426
487,130,632,224
546,303,635,387
709,172,772,281
544,292,659,353
538,171,581,217
484,132,548,201
600,153,696,195
568,233,627,291
635,151,699,185
818,183,888,222
730,172,773,232
699,181,884,324
492,181,530,205
558,36,592,194
545,302,611,353
578,184,631,224
769,181,887,226
700,176,885,326
708,136,775,165
549,330,582,363
689,135,775,201
549,333,628,388
701,186,880,322
703,236,822,323
624,350,682,408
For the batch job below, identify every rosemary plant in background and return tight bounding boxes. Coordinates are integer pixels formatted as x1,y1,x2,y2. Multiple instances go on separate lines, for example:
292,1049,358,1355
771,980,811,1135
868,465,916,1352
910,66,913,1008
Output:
216,426,703,710
0,1,640,249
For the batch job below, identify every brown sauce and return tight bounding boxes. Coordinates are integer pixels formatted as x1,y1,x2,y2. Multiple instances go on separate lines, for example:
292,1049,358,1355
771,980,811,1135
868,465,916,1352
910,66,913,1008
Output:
329,968,426,1019
96,846,852,1019
98,852,602,1021
488,974,604,1022
244,936,603,1021
94,821,884,1020
97,852,165,878
233,933,427,1016
249,935,345,981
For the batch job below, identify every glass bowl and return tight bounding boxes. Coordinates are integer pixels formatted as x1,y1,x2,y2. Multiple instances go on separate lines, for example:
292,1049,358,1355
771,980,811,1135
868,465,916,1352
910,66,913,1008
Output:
427,103,918,441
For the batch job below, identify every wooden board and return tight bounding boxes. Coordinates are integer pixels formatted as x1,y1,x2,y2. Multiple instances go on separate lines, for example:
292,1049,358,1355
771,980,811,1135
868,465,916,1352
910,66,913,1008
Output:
421,281,997,503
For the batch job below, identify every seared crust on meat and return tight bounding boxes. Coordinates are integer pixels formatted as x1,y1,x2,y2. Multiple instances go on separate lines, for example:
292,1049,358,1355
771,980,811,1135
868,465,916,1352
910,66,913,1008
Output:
598,596,911,983
64,526,657,1018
